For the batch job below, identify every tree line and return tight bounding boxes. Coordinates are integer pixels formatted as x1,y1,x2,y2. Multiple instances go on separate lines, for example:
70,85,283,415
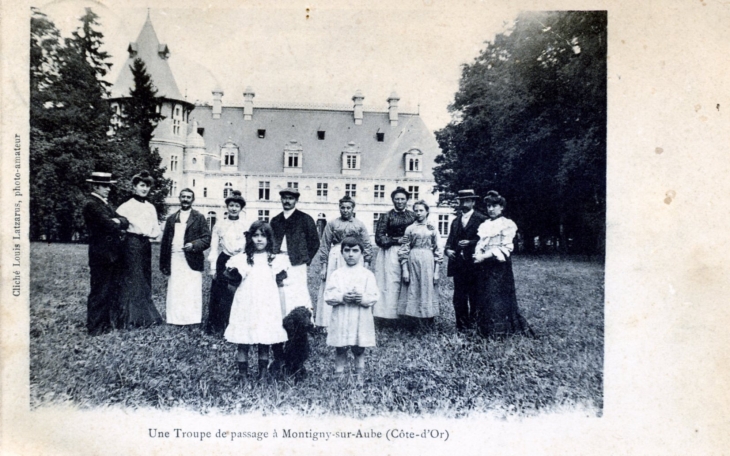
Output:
30,8,168,242
434,11,606,255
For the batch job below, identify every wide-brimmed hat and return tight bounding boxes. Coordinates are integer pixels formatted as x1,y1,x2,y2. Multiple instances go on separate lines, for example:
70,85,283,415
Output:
86,171,117,185
225,190,246,208
279,187,300,198
456,189,479,200
131,170,154,186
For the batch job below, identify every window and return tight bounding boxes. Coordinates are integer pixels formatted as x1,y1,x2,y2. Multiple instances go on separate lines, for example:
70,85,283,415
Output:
373,213,383,233
438,214,450,236
197,127,205,136
376,132,384,142
408,185,420,200
203,187,207,198
316,182,328,202
224,149,236,166
345,154,359,169
345,183,357,198
192,157,197,165
192,179,196,187
373,184,385,203
408,158,420,172
257,129,266,138
258,181,270,200
258,210,270,222
172,105,182,136
170,155,178,171
223,182,233,198
285,152,301,168
317,130,325,140
287,182,299,191
207,211,217,230
171,180,178,195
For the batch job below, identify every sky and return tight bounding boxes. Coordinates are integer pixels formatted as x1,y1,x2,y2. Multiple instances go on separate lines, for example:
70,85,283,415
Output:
35,0,520,131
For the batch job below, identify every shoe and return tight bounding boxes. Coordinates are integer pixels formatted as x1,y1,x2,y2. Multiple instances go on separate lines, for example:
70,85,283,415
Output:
237,361,248,379
258,360,270,380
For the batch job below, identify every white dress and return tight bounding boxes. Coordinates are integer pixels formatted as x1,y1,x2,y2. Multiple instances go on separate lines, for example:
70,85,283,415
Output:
324,265,379,347
224,252,289,345
165,210,203,325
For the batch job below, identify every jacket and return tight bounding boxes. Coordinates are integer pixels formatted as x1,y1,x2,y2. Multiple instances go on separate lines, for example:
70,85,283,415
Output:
160,209,211,273
82,195,129,266
270,209,320,267
444,209,487,277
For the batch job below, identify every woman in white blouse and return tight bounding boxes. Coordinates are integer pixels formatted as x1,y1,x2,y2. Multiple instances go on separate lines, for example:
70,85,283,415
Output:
472,190,534,339
114,171,163,328
205,190,247,336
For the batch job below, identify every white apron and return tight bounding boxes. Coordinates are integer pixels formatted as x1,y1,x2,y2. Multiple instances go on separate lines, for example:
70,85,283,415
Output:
166,221,203,324
279,254,313,317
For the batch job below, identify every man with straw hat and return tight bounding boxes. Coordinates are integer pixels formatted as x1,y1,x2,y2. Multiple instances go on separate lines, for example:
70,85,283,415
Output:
444,189,487,331
82,171,129,335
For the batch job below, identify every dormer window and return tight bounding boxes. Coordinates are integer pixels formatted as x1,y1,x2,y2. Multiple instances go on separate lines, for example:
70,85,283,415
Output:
221,139,239,170
341,141,361,176
283,140,303,174
172,104,183,136
376,132,385,142
317,130,326,140
258,129,266,138
404,148,424,178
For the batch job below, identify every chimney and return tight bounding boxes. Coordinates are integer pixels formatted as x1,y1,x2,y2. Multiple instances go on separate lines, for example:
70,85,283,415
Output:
352,90,364,125
243,86,255,121
387,91,400,126
212,88,224,119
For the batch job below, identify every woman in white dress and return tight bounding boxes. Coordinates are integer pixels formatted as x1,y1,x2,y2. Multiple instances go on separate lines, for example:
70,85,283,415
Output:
114,171,163,329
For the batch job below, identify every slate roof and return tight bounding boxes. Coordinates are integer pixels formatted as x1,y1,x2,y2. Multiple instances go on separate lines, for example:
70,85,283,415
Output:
189,105,441,180
109,16,184,101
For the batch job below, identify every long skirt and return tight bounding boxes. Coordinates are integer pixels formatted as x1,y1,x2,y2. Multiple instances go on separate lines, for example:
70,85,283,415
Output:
165,251,203,325
373,246,403,319
397,247,439,318
205,252,235,335
279,255,312,317
114,234,162,329
475,257,533,338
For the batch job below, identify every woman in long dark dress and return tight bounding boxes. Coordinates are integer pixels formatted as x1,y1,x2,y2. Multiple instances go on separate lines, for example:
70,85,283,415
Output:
205,190,247,335
114,171,163,328
373,187,415,320
472,191,534,338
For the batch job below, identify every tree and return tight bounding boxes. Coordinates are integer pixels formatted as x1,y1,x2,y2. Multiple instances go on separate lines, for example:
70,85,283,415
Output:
106,58,170,218
434,11,606,254
30,8,114,242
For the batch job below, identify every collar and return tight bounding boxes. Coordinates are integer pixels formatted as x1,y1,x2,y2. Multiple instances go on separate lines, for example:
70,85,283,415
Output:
132,195,147,203
228,215,239,221
91,192,108,204
462,209,474,218
283,208,295,219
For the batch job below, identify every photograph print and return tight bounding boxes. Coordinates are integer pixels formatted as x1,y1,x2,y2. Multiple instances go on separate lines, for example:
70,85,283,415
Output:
28,3,606,418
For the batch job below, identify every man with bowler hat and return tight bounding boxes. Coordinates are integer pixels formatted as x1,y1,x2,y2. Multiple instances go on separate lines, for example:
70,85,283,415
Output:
444,189,487,331
82,171,129,335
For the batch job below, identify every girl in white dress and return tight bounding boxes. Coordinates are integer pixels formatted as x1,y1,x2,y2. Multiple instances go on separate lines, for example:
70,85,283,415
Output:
224,221,288,380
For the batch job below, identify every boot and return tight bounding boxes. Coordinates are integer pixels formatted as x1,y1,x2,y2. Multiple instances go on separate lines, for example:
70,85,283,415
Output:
258,359,270,380
237,361,248,379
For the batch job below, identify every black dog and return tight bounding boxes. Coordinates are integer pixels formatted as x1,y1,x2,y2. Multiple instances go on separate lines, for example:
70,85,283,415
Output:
272,306,313,382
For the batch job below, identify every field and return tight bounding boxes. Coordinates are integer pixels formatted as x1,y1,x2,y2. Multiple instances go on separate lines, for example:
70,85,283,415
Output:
30,242,603,417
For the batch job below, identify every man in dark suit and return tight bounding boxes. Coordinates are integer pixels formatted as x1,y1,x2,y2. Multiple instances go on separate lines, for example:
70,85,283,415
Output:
82,171,129,335
270,187,320,316
444,189,487,331
160,188,211,326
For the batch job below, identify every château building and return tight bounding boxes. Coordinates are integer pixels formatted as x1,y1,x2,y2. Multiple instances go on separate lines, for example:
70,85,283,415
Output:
109,15,453,239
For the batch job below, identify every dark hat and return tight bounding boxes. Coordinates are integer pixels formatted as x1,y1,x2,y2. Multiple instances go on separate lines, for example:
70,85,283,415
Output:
225,190,246,208
86,171,117,185
484,190,506,206
390,186,410,200
131,170,154,186
456,189,479,200
279,187,300,198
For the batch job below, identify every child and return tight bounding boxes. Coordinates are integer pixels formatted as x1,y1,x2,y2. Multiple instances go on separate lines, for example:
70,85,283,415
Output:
224,220,288,380
324,236,379,384
398,200,442,326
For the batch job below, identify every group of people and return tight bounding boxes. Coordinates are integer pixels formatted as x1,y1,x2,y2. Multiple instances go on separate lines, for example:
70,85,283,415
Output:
83,169,532,383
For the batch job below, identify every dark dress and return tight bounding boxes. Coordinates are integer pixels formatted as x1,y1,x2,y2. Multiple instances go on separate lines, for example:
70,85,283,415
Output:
114,197,163,329
206,252,235,335
473,216,534,338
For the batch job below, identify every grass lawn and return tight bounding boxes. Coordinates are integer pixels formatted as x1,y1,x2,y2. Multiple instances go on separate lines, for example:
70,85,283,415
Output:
29,242,603,417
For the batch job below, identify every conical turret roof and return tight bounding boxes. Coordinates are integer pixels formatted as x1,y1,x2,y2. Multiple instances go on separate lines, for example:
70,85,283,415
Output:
110,15,184,101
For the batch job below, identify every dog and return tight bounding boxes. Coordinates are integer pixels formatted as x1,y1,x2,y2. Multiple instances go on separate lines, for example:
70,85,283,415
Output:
272,306,313,382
